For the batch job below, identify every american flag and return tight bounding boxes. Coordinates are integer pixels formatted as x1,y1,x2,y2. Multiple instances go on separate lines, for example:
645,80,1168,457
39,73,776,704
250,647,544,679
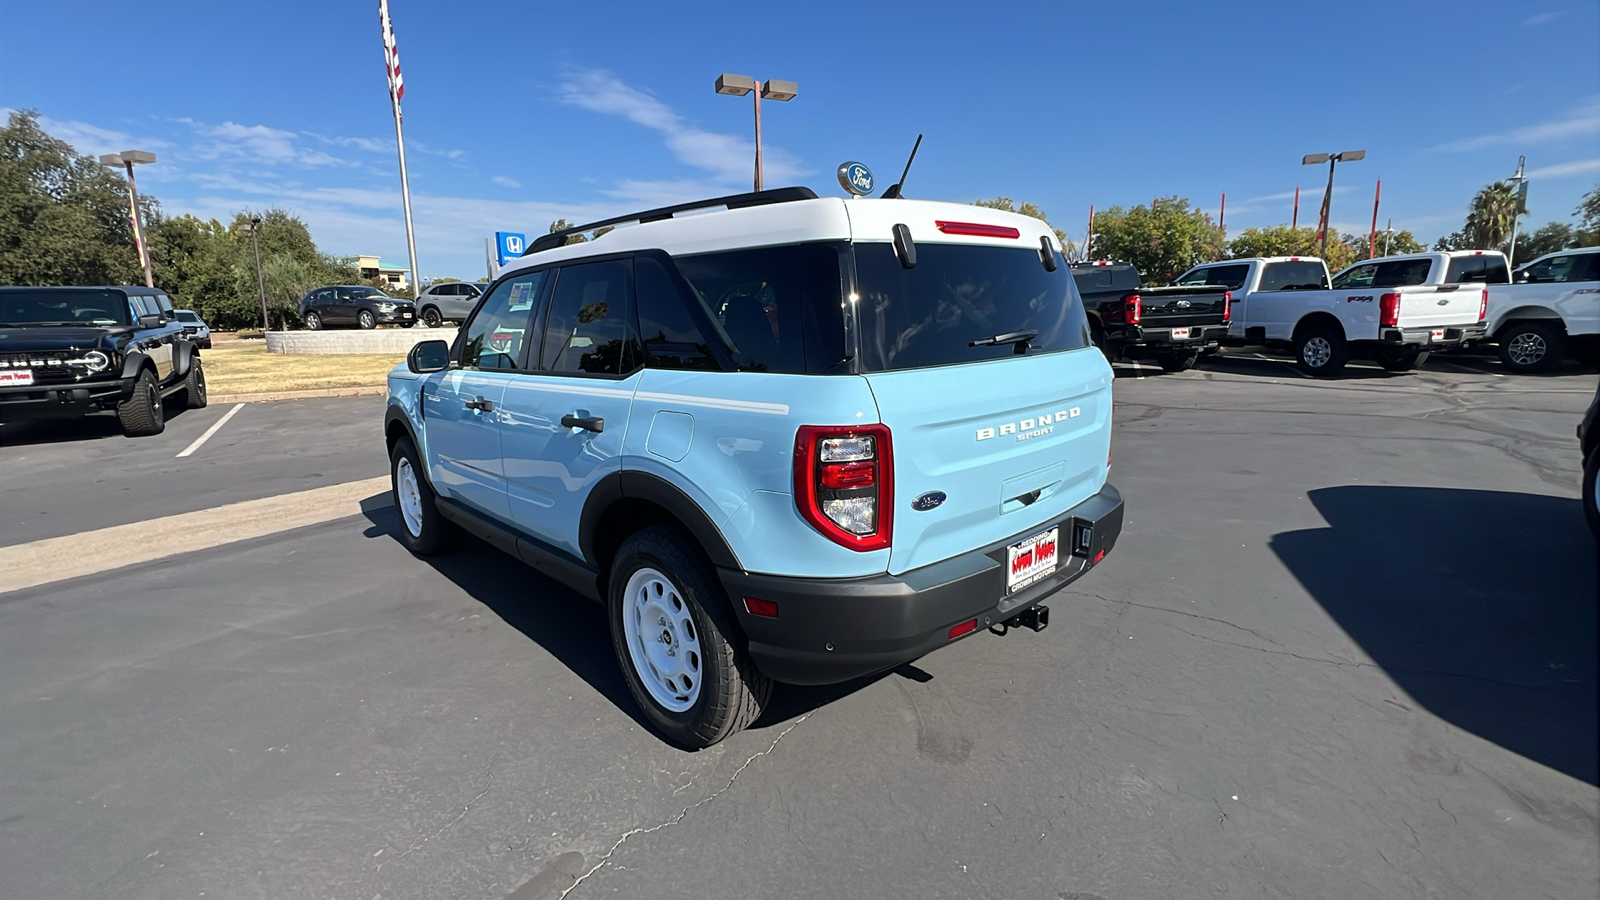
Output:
379,0,404,103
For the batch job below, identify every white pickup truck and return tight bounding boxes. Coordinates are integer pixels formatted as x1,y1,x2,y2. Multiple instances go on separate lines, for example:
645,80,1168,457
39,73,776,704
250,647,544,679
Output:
1479,247,1600,373
1174,251,1501,376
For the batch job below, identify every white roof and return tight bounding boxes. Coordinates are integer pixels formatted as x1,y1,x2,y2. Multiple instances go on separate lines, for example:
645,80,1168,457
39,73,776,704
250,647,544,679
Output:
499,196,1059,275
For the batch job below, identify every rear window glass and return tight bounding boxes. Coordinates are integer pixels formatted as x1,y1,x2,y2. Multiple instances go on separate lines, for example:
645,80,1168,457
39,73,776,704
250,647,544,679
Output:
854,242,1089,372
672,243,847,375
1175,264,1249,290
1259,261,1328,291
1444,255,1508,284
636,256,719,371
0,289,131,327
175,310,201,323
1071,265,1141,293
1332,259,1432,289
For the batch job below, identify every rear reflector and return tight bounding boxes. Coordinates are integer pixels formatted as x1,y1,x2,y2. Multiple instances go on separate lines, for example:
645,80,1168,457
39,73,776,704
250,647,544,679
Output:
935,221,1021,239
744,597,779,618
1092,549,1107,565
948,618,978,639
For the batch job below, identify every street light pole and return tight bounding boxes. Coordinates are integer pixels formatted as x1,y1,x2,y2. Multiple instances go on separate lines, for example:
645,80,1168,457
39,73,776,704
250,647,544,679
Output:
716,74,797,192
99,151,158,287
1302,149,1366,259
1506,156,1528,267
239,218,269,331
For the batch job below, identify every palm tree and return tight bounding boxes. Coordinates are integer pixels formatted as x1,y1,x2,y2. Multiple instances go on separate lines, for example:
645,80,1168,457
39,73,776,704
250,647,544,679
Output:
1464,181,1520,250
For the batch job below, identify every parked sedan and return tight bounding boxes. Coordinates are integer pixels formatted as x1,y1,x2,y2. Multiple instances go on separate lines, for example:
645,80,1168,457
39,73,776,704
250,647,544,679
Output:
173,309,211,348
298,286,416,330
414,281,488,328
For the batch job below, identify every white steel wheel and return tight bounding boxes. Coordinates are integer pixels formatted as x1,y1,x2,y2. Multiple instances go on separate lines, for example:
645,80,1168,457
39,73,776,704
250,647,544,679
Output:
395,456,425,538
621,567,703,712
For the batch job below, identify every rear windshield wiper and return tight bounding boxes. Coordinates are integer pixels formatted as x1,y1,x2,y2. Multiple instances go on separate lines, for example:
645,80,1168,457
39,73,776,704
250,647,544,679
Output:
969,330,1038,354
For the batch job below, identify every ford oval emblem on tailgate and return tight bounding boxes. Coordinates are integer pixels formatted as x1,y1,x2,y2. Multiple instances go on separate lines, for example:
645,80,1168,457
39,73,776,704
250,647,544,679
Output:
911,491,946,511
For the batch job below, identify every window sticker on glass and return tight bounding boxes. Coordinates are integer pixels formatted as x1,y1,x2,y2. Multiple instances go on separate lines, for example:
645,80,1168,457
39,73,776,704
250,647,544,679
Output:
508,281,535,311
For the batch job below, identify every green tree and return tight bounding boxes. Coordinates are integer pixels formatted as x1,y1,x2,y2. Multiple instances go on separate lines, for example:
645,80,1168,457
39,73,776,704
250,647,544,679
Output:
1086,197,1222,283
1228,225,1318,259
973,197,1073,254
147,213,242,322
1511,222,1577,266
1461,181,1520,250
1575,183,1600,246
1343,228,1424,262
0,109,146,286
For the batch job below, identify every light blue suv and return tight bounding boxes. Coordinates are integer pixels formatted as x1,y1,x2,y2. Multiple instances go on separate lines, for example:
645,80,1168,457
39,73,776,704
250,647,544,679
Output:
384,187,1123,747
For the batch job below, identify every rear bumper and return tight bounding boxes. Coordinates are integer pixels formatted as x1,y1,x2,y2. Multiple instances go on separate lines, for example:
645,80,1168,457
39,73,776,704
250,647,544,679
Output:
1379,325,1470,347
1121,324,1229,352
722,484,1124,685
0,376,135,421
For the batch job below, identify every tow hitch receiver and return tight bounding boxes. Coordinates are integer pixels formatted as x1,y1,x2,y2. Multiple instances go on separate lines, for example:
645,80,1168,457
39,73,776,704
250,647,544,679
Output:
990,605,1050,636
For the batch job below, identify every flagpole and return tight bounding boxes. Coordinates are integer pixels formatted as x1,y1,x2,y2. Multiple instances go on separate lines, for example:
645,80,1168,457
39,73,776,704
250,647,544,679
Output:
391,94,421,300
381,0,420,300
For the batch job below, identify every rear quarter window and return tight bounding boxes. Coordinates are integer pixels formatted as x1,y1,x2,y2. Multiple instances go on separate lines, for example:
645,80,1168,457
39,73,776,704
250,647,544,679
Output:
671,243,847,375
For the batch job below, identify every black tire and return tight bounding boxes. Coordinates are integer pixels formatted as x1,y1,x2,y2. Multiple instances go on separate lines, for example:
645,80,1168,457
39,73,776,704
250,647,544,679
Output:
1584,448,1599,541
1156,350,1200,373
421,306,444,328
116,368,165,437
608,525,772,748
1496,321,1565,374
1293,323,1349,377
304,311,322,330
1374,347,1430,373
389,436,461,556
358,309,377,330
184,357,208,409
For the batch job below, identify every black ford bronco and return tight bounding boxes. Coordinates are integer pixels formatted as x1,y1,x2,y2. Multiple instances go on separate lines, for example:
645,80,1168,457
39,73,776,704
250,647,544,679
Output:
0,286,207,436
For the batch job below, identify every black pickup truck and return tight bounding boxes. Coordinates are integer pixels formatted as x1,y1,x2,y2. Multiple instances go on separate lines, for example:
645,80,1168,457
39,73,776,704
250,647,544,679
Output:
0,285,207,436
1071,262,1230,372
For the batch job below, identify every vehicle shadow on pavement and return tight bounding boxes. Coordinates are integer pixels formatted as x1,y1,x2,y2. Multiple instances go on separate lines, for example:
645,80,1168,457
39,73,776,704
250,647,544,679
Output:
360,505,887,738
0,398,196,447
1271,486,1598,785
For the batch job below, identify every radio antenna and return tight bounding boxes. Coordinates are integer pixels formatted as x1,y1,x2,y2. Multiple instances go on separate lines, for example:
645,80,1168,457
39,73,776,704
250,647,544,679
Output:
880,134,922,199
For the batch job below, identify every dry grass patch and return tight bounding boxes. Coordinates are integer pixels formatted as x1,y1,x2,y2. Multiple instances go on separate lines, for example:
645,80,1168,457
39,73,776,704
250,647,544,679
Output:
201,338,402,394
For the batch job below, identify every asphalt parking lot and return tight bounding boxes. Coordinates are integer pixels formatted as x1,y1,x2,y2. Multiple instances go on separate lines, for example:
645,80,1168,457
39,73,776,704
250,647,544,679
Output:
1,354,1595,900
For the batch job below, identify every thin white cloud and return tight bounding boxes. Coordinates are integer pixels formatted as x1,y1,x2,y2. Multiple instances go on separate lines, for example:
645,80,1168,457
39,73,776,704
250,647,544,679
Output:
0,110,171,156
1431,99,1600,152
1524,158,1600,179
177,118,355,168
306,132,391,154
1520,11,1560,26
555,68,808,186
490,175,521,188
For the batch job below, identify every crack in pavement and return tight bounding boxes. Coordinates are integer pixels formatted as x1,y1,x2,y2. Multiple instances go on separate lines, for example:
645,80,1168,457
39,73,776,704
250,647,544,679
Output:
1067,590,1282,646
374,763,495,876
559,715,810,898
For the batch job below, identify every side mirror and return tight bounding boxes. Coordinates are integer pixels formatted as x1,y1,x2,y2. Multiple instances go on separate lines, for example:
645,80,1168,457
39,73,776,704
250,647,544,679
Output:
407,339,451,374
137,314,164,329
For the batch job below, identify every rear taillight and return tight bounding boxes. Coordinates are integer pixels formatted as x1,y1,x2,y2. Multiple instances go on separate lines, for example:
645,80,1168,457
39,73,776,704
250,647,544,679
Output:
1379,292,1401,327
794,424,893,551
1125,293,1142,327
1478,288,1488,321
1221,290,1232,322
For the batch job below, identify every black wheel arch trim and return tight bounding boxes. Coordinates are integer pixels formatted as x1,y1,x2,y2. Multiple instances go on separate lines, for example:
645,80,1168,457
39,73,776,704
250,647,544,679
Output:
579,470,741,571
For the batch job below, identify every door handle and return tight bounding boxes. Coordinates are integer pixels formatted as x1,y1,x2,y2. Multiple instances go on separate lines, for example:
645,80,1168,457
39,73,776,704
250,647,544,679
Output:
464,396,493,412
561,414,604,433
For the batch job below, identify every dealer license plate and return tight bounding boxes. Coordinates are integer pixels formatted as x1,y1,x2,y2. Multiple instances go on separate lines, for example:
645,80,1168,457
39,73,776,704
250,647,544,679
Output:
1430,328,1444,341
1170,327,1191,340
403,311,414,319
0,369,35,387
1007,527,1059,594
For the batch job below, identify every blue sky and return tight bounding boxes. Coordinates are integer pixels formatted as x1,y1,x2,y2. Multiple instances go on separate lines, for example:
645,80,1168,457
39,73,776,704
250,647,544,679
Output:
2,0,1597,281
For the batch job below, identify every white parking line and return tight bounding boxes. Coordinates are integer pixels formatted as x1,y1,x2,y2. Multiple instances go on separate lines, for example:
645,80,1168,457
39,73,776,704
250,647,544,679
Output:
176,403,245,458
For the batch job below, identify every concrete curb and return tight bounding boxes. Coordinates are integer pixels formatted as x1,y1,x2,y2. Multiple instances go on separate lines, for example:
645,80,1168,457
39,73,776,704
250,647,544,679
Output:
208,386,387,404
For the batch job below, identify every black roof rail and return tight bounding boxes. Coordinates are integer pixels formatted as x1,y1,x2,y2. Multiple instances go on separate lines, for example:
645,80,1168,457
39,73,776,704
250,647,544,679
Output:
525,186,820,255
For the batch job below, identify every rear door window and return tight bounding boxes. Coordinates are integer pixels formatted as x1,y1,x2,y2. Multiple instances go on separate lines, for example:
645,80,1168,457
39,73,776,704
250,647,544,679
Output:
854,242,1088,372
540,260,638,376
1258,261,1328,291
672,243,846,375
